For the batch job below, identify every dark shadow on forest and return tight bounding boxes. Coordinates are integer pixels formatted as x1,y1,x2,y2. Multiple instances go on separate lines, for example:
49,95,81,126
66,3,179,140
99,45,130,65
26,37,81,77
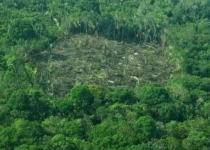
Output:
51,53,68,61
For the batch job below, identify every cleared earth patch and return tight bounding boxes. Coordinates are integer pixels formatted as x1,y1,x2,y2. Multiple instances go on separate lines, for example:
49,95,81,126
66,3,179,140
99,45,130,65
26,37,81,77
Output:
37,34,177,96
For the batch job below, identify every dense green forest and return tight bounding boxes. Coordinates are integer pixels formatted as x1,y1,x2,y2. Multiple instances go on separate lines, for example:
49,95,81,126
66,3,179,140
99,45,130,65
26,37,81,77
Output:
1,0,210,149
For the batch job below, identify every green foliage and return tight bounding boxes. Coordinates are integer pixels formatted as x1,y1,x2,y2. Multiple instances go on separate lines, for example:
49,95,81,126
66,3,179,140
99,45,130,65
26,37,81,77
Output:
1,0,210,149
0,98,10,124
152,137,182,150
87,84,106,107
75,0,100,14
0,119,43,149
105,87,136,104
201,102,210,118
133,115,157,142
137,83,170,105
182,131,209,150
51,97,74,118
165,121,188,139
0,51,6,70
68,84,94,116
7,18,36,44
181,118,210,150
41,116,85,138
170,19,210,77
1,0,48,12
136,83,175,121
46,134,78,150
126,144,152,150
168,75,202,91
7,89,50,120
88,119,137,150
14,144,42,150
167,75,205,104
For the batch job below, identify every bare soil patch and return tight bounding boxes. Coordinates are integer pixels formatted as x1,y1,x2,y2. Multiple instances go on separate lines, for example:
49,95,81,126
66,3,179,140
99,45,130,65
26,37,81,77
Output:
37,34,177,96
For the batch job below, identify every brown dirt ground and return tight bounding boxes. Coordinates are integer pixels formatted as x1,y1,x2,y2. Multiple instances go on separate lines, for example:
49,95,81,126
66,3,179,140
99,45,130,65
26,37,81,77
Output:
36,34,178,96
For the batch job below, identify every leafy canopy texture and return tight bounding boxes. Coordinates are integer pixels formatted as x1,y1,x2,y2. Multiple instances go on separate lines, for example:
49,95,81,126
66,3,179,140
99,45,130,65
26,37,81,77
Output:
1,0,210,149
7,19,36,44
